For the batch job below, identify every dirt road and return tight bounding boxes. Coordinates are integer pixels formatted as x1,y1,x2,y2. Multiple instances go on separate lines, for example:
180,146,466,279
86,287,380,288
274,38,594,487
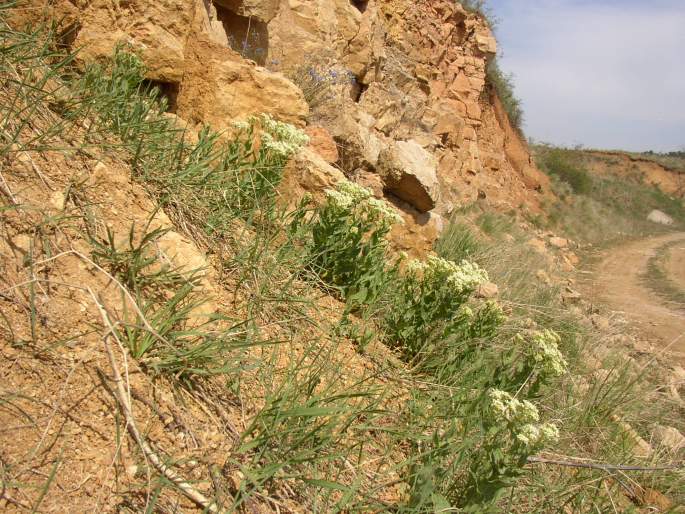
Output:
585,232,685,363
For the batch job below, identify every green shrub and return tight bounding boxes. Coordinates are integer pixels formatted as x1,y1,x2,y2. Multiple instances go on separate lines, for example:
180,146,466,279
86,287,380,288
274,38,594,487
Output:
537,148,593,195
487,59,524,133
301,181,403,306
382,255,492,360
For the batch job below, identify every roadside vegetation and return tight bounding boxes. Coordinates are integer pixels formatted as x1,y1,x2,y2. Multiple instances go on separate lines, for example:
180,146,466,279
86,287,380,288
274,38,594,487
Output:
1,8,683,513
534,145,685,248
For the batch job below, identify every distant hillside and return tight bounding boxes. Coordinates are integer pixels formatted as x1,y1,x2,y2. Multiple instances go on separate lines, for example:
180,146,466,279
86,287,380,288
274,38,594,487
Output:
577,150,684,199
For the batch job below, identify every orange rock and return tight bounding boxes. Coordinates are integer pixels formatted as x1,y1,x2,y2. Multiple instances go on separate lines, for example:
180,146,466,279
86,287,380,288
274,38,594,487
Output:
305,126,339,164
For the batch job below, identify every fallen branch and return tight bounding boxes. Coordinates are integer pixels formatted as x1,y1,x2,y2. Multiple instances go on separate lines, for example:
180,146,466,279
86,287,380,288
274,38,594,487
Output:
527,456,683,472
90,288,220,512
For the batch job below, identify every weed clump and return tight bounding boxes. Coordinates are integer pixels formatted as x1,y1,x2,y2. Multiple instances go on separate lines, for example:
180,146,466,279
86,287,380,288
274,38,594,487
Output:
382,255,491,360
537,147,593,195
298,181,402,306
487,59,524,133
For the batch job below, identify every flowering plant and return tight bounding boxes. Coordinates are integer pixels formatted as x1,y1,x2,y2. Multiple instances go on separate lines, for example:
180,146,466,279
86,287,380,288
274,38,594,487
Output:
382,255,491,360
303,181,403,306
488,328,568,396
458,389,560,508
227,114,308,212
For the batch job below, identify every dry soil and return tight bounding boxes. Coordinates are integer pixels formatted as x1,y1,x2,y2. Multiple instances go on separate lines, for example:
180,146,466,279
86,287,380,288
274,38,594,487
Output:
586,233,685,364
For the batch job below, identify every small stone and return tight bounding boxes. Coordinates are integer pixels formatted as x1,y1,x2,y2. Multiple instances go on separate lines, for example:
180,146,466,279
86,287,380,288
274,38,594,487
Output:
590,314,610,331
50,191,65,210
652,425,685,453
549,236,568,249
476,282,499,299
562,287,582,304
647,209,674,226
527,238,548,255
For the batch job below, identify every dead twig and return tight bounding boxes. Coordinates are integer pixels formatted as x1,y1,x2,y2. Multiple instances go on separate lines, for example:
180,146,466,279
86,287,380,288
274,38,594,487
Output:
527,455,683,472
90,288,221,512
0,171,18,205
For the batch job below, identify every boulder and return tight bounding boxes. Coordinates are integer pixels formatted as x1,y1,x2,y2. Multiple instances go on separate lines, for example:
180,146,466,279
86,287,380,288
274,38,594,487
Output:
279,148,346,205
178,39,309,129
379,140,440,212
328,111,385,171
647,209,674,226
69,0,200,83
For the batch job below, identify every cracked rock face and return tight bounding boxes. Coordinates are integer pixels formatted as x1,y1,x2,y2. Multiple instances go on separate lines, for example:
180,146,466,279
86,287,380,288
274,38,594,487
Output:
14,0,552,255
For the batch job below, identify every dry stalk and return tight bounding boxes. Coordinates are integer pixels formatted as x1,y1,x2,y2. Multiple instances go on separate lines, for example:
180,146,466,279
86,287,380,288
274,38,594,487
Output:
0,170,18,205
89,288,221,512
527,455,683,472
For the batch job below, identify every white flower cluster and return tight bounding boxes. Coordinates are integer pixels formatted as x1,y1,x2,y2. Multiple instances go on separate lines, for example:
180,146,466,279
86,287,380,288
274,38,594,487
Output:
516,422,560,447
337,181,372,202
324,182,370,210
407,256,489,293
366,197,404,226
447,260,489,292
488,389,539,424
323,181,403,227
488,389,560,449
232,114,309,159
261,114,309,145
528,329,568,377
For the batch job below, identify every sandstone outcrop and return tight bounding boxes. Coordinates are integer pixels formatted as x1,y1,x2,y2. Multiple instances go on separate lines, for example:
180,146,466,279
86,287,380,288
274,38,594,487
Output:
14,0,553,252
178,39,309,128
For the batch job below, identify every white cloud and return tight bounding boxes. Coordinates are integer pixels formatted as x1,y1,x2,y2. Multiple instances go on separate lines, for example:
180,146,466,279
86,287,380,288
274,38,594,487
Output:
490,0,685,151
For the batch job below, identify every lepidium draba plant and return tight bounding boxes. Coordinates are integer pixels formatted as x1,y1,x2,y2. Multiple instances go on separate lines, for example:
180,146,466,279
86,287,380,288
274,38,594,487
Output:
229,113,309,211
303,181,403,306
490,328,569,395
382,255,491,360
459,389,560,510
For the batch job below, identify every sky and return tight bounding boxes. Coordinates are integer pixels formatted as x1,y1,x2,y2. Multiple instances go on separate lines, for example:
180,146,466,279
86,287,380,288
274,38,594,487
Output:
486,0,685,152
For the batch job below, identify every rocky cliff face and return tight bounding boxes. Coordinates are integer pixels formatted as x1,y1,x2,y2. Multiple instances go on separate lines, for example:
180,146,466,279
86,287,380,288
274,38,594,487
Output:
15,0,551,254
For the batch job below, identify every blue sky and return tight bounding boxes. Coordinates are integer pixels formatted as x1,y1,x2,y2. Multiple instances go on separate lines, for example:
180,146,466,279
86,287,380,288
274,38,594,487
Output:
486,0,685,152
